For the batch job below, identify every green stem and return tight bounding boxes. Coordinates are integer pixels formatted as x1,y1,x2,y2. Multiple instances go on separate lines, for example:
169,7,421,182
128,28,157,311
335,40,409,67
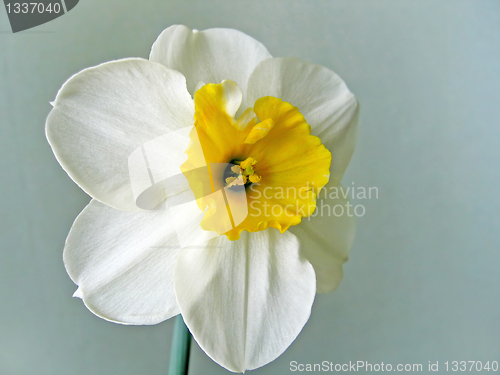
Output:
168,315,192,375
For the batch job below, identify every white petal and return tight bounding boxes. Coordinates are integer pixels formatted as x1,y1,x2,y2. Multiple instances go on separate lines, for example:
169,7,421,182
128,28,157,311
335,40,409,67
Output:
220,79,243,118
194,81,206,93
167,189,222,247
129,127,191,210
174,229,316,372
247,57,359,186
290,184,356,293
149,25,272,103
64,199,182,325
46,58,195,211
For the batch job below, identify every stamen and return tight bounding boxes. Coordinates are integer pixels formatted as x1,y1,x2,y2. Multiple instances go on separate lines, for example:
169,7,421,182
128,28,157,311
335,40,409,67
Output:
225,157,261,187
239,157,257,169
225,175,245,188
248,174,261,183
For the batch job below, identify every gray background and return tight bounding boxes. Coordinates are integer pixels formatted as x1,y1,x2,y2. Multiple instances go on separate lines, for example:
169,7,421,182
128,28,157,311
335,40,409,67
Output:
1,1,499,374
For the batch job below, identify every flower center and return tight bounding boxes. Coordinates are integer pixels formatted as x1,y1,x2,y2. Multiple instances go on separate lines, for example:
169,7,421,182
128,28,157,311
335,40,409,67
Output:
181,80,332,241
225,157,261,188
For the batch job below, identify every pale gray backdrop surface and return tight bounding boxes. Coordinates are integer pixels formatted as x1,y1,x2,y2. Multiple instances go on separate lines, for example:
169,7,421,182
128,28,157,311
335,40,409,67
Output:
1,1,499,374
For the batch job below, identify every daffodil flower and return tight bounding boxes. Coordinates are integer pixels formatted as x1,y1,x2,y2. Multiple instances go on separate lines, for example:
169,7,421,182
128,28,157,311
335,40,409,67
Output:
46,25,359,372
